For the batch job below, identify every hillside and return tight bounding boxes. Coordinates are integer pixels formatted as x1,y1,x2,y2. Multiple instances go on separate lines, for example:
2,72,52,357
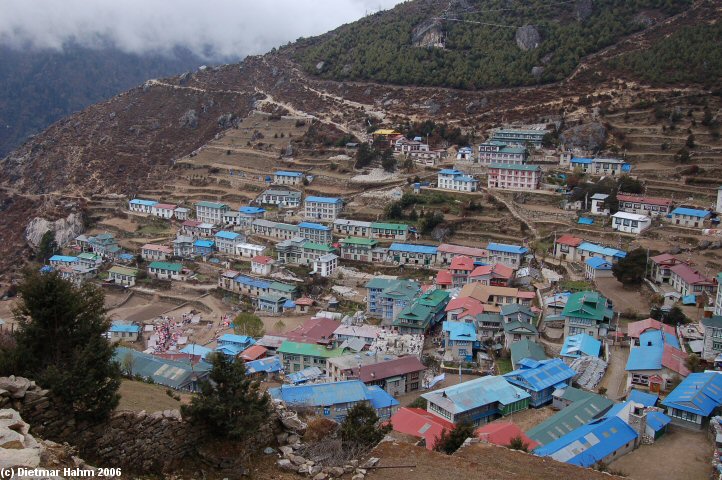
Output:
0,44,211,157
0,0,720,276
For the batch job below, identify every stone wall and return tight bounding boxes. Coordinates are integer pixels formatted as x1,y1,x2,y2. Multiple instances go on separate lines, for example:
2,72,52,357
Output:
0,376,278,474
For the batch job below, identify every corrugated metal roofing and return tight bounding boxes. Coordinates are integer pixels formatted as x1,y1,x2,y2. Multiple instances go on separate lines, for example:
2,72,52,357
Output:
662,372,722,415
585,257,612,269
510,339,548,368
114,347,209,389
627,389,658,407
180,344,212,358
219,334,255,345
671,207,710,218
130,199,158,206
275,171,303,177
389,243,438,254
645,411,671,432
269,380,398,408
298,222,331,231
109,323,140,333
504,358,576,392
239,206,265,214
245,356,282,374
215,231,241,240
421,376,530,414
49,255,79,263
305,196,342,204
560,334,601,359
442,321,476,342
234,275,270,289
528,394,614,446
196,201,228,209
578,242,626,258
390,407,454,450
487,242,528,254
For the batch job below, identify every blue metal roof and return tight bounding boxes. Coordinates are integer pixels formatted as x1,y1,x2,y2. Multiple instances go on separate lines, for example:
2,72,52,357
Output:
130,199,158,206
487,242,528,255
645,411,671,432
534,416,638,468
442,321,477,342
219,334,255,346
298,222,331,231
439,169,463,175
389,243,438,255
578,242,626,258
49,255,79,263
275,171,303,177
628,389,658,407
671,207,710,218
585,257,612,270
504,358,576,392
234,275,271,289
245,356,282,374
305,196,342,204
194,240,215,248
571,157,594,164
215,344,246,356
421,376,530,414
682,294,697,305
180,344,212,358
239,206,265,214
269,380,395,407
287,367,324,384
662,372,722,416
560,333,601,359
215,231,241,240
283,299,296,309
626,345,663,371
366,385,400,409
109,323,141,333
578,217,594,225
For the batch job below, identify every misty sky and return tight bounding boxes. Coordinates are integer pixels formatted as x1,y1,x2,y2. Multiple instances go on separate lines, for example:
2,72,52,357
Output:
0,0,405,60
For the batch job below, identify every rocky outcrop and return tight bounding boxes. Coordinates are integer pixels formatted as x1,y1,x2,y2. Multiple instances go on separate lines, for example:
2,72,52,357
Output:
179,109,199,129
412,19,444,48
575,0,593,21
515,25,541,51
560,122,607,151
24,212,84,249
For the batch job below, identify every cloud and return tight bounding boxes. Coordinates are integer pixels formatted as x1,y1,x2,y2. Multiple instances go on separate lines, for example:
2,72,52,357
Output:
0,0,404,60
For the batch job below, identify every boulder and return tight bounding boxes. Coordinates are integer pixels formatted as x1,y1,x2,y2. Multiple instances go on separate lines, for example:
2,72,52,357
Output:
298,464,311,474
0,447,41,469
276,432,289,445
279,446,294,457
560,122,607,151
352,475,365,480
531,66,545,78
280,412,307,432
277,459,298,472
515,25,541,51
362,457,380,468
329,467,345,477
287,434,300,444
263,447,276,455
310,465,323,476
179,109,198,129
289,454,306,466
313,473,328,480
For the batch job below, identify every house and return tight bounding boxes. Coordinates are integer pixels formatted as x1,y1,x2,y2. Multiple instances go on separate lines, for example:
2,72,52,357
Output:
501,304,539,349
477,141,528,165
251,219,299,240
490,128,546,147
324,353,398,382
649,253,684,284
333,324,382,347
239,344,267,362
128,198,157,214
584,257,614,280
370,222,410,241
394,289,450,334
274,170,304,186
456,146,474,162
611,212,651,234
625,329,689,393
179,344,212,362
504,358,576,407
304,196,343,220
475,422,539,450
661,372,722,429
57,265,95,286
627,389,659,407
87,233,120,258
528,391,614,445
365,278,420,321
436,244,488,265
669,207,711,228
150,203,177,219
627,318,675,341
390,407,455,450
701,315,722,362
257,189,302,208
372,128,402,145
422,375,530,426
245,356,283,379
107,265,138,287
329,355,426,396
437,169,479,192
340,237,377,262
333,219,372,238
561,291,613,339
49,255,79,267
276,237,336,266
257,294,288,314
569,157,628,176
438,256,474,288
589,193,610,216
468,263,514,287
276,341,346,373
195,201,230,224
313,253,338,277
269,380,399,421
533,416,638,467
560,334,601,363
298,222,333,244
141,244,173,262
669,263,716,297
285,317,341,345
487,243,528,269
237,206,266,227
577,242,626,264
444,296,486,322
180,220,202,237
173,207,189,220
553,235,583,262
108,322,141,343
214,231,245,254
459,283,535,308
235,242,267,258
293,297,315,314
388,243,437,267
510,339,548,369
216,334,255,358
251,256,274,276
114,347,209,392
442,321,477,362
193,239,215,257
487,164,541,190
617,194,673,217
148,261,185,281
77,252,102,270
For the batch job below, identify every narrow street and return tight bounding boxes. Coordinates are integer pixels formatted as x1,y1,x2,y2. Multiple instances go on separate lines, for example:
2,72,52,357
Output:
599,343,630,400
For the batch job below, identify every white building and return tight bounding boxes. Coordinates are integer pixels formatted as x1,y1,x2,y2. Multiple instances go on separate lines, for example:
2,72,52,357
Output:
717,186,722,214
174,207,189,220
128,198,157,214
150,203,177,219
477,141,527,165
611,212,651,234
235,242,267,258
274,171,304,186
141,244,173,262
251,256,274,276
304,196,343,220
214,231,245,254
487,164,541,190
617,194,673,217
437,169,478,192
195,201,230,224
570,157,627,176
589,193,610,216
313,253,339,277
257,189,302,208
333,219,372,238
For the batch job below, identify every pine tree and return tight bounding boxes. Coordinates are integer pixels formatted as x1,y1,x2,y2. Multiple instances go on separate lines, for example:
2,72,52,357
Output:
37,230,58,263
0,271,120,422
507,435,529,452
339,402,391,447
181,353,271,440
435,422,475,454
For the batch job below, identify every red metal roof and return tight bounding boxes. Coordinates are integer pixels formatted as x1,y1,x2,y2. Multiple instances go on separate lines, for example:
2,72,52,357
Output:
294,297,315,306
252,255,274,265
390,407,454,450
240,345,268,361
437,243,489,257
475,422,540,450
285,317,341,345
649,253,681,266
617,194,673,207
469,263,514,280
627,318,675,339
556,234,583,247
356,356,426,383
436,270,452,285
450,255,475,271
670,263,714,286
445,297,486,317
182,220,202,227
662,344,690,376
154,203,177,210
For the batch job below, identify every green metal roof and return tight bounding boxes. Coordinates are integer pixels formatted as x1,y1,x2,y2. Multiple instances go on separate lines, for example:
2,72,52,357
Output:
269,281,297,294
381,280,420,300
527,394,614,446
365,277,397,290
341,237,378,246
278,341,346,358
78,252,100,260
196,201,229,209
510,339,547,367
108,266,138,276
488,163,540,171
148,261,182,272
394,303,434,329
417,288,449,308
303,242,335,252
561,291,613,322
371,222,409,232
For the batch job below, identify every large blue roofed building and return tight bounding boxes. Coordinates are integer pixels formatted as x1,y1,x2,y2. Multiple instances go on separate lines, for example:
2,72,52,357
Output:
662,372,722,429
504,358,576,407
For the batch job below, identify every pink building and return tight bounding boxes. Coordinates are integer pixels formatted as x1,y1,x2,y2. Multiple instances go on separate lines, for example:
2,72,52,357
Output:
487,163,541,190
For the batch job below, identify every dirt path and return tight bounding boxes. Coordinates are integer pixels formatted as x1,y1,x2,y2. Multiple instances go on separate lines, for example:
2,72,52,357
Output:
599,343,630,401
